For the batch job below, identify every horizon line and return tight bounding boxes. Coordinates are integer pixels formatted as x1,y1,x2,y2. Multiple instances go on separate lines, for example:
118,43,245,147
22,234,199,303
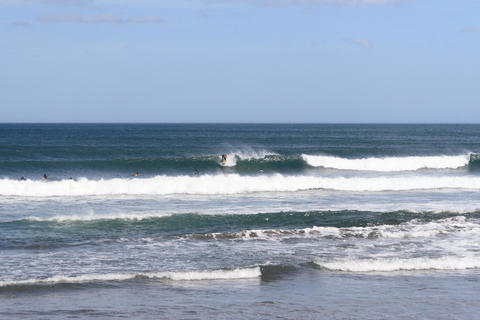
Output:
2,122,480,125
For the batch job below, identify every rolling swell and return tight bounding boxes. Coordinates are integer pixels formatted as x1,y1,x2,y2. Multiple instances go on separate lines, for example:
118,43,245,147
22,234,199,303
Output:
0,155,306,176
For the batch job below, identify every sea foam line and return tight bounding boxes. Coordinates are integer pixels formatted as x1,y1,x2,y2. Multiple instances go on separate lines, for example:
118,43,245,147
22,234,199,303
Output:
302,154,470,171
0,267,261,287
3,174,480,196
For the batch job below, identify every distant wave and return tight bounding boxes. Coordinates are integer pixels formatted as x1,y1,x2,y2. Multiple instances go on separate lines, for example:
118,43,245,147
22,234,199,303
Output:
0,149,281,174
302,154,470,171
0,267,261,287
3,174,480,196
25,212,174,222
314,256,480,272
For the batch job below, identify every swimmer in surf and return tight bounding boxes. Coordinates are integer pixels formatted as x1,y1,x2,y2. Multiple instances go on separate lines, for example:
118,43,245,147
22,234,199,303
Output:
20,176,26,181
222,154,227,162
43,174,48,179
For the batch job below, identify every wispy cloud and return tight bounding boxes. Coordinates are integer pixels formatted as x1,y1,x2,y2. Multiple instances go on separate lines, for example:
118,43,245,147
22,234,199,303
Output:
198,0,403,6
0,0,94,6
347,38,373,49
38,13,163,24
42,0,94,6
8,20,32,28
463,26,480,33
1,0,403,7
198,10,210,19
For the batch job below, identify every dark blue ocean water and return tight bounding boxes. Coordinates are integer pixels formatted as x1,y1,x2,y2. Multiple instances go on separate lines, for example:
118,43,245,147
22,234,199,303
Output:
1,124,480,319
1,123,480,178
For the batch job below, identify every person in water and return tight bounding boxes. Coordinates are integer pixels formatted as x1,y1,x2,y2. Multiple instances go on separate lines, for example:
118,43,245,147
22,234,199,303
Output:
43,174,48,179
132,172,139,177
193,169,199,175
222,154,227,162
20,176,26,181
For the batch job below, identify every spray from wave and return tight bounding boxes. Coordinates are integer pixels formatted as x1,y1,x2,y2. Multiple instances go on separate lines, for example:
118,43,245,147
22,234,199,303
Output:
302,154,470,171
221,149,278,167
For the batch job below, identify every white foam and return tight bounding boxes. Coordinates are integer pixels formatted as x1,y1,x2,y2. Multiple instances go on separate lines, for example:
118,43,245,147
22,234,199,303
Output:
3,174,480,196
302,154,469,171
315,256,480,272
0,267,261,287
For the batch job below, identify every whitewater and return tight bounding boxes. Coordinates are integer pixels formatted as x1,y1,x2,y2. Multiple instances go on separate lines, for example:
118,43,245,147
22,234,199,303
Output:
3,173,480,196
2,124,480,320
302,154,471,171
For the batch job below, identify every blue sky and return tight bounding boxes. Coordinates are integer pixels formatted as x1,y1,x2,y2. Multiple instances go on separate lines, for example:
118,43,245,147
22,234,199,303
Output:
1,0,479,122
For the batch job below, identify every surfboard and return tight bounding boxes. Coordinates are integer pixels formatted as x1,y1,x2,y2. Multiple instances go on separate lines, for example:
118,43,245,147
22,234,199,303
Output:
221,160,227,166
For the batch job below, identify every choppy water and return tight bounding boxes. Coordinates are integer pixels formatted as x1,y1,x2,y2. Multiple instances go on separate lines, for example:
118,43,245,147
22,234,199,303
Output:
1,124,480,319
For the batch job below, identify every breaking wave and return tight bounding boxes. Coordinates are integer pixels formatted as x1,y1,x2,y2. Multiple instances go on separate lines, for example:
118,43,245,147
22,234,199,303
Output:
302,154,470,171
0,267,261,288
4,174,480,196
314,256,480,272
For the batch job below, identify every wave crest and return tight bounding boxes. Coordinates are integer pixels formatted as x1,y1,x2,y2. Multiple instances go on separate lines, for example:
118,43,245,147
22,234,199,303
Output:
302,154,469,171
315,256,480,272
0,267,261,287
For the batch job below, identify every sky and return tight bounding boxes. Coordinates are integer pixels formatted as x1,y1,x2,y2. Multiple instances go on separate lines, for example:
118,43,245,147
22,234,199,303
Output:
1,0,479,123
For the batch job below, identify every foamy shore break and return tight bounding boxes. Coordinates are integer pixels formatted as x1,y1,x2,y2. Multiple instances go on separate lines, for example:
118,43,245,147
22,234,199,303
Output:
0,267,262,287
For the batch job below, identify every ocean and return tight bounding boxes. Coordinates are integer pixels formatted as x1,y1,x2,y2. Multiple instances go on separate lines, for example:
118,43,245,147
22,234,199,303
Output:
1,123,480,319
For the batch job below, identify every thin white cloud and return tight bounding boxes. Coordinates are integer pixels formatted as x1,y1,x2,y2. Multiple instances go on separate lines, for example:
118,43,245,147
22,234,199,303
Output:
42,0,94,5
0,0,404,7
196,0,403,6
38,13,163,24
463,26,480,33
348,38,373,49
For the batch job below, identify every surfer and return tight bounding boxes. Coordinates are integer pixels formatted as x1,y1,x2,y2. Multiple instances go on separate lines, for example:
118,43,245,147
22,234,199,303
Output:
222,154,227,163
193,169,199,175
20,176,26,181
43,174,48,179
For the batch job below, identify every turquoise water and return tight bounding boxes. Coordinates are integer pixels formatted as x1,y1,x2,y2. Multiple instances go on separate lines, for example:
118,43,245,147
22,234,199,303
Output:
1,124,480,319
